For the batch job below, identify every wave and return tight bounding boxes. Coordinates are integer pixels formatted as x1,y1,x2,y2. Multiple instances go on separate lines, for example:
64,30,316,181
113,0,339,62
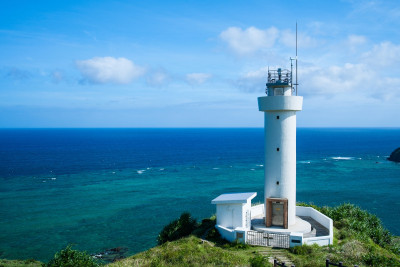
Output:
299,161,311,164
331,157,354,160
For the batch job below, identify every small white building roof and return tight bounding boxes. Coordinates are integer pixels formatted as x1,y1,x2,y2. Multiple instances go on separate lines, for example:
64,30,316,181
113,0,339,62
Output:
211,192,257,204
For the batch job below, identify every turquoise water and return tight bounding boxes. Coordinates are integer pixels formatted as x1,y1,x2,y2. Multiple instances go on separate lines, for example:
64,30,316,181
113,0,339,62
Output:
0,128,399,261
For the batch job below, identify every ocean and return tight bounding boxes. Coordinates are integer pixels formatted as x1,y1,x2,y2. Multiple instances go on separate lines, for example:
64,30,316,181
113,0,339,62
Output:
0,128,399,262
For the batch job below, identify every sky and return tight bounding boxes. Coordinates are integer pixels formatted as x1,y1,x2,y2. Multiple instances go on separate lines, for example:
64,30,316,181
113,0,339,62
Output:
0,0,399,128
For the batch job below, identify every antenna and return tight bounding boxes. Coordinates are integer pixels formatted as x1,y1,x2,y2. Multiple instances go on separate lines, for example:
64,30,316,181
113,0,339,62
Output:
295,22,298,96
290,23,298,95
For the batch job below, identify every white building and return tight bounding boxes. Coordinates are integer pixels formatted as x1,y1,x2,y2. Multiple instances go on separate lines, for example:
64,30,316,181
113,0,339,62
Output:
212,66,333,247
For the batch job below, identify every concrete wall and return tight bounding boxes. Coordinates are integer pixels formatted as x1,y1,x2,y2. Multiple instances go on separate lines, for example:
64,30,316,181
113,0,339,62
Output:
216,203,243,229
251,204,265,218
215,225,236,242
243,202,251,229
296,206,333,245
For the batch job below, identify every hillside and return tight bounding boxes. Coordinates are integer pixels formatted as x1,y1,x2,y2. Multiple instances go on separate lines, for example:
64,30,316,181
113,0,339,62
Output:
1,204,399,267
109,203,400,267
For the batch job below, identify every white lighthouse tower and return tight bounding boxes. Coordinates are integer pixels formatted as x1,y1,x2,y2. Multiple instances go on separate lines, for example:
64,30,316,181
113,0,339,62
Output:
258,67,302,228
211,28,333,245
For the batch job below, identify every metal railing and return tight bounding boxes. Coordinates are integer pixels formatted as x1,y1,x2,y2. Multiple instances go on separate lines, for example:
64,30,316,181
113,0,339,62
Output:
274,259,295,267
246,231,290,248
267,69,291,85
326,259,359,267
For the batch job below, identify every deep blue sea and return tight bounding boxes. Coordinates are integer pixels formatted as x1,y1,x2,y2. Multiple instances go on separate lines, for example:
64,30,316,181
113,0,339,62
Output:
0,128,399,262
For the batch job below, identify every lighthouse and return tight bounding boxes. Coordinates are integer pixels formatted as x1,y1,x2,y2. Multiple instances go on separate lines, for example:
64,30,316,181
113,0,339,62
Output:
258,67,302,228
211,39,333,246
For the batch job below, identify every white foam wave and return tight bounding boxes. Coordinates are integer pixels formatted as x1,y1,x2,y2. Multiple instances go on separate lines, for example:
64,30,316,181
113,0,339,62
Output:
137,170,145,174
331,157,354,160
299,161,311,164
256,164,264,167
212,168,220,170
250,168,255,171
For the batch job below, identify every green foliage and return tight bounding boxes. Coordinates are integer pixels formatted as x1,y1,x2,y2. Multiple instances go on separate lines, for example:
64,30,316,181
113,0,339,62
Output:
110,236,251,267
0,258,42,267
362,252,399,266
289,244,319,255
249,254,267,267
298,202,393,248
43,245,99,267
192,217,216,238
293,203,400,266
157,212,197,245
222,239,250,250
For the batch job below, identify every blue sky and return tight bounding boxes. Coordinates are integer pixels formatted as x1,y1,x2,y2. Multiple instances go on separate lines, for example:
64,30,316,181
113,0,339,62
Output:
1,0,399,127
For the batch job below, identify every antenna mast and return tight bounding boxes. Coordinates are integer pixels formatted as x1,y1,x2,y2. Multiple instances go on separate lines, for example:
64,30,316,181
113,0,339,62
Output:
295,22,298,96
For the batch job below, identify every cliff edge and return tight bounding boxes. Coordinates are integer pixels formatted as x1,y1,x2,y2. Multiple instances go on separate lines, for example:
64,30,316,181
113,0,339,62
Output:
388,147,400,162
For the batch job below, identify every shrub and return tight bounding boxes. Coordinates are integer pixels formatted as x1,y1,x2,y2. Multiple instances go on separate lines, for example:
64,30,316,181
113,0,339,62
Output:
299,203,394,248
43,245,99,267
289,244,320,255
249,254,267,267
222,239,250,250
157,212,197,245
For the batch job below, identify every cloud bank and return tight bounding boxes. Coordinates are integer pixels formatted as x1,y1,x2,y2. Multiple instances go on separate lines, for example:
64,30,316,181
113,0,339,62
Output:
220,26,278,55
76,57,145,84
186,73,212,85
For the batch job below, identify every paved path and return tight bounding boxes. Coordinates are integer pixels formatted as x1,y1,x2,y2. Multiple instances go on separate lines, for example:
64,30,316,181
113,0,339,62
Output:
258,247,295,266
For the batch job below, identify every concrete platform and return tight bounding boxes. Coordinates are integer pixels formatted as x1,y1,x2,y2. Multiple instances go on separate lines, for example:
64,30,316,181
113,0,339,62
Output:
252,216,312,234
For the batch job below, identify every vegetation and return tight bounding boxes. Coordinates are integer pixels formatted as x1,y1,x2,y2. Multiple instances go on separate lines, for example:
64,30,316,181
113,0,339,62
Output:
108,236,268,267
157,212,197,245
0,259,41,267
43,245,99,267
290,203,400,266
1,204,400,266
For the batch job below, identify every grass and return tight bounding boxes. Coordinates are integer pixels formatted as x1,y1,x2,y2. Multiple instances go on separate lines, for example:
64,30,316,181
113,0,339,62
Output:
0,259,42,267
107,236,270,267
1,204,400,266
289,203,400,267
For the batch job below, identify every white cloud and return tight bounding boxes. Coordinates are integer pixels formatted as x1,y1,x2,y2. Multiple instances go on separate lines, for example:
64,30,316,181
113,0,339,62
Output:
76,57,145,84
362,41,400,67
186,73,212,84
235,66,269,92
279,30,319,48
347,34,366,46
219,26,278,55
146,69,170,86
51,71,63,83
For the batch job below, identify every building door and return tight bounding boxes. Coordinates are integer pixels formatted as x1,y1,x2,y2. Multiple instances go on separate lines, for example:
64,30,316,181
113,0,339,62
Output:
272,201,284,226
266,198,288,229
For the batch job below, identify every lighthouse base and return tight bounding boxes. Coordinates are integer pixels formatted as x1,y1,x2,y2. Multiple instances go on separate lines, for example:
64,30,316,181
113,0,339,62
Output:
252,216,312,234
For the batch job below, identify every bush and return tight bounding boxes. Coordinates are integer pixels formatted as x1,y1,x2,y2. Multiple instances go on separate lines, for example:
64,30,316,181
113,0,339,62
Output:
249,254,267,267
299,203,394,248
222,239,250,250
289,244,320,255
157,212,197,245
43,245,99,267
